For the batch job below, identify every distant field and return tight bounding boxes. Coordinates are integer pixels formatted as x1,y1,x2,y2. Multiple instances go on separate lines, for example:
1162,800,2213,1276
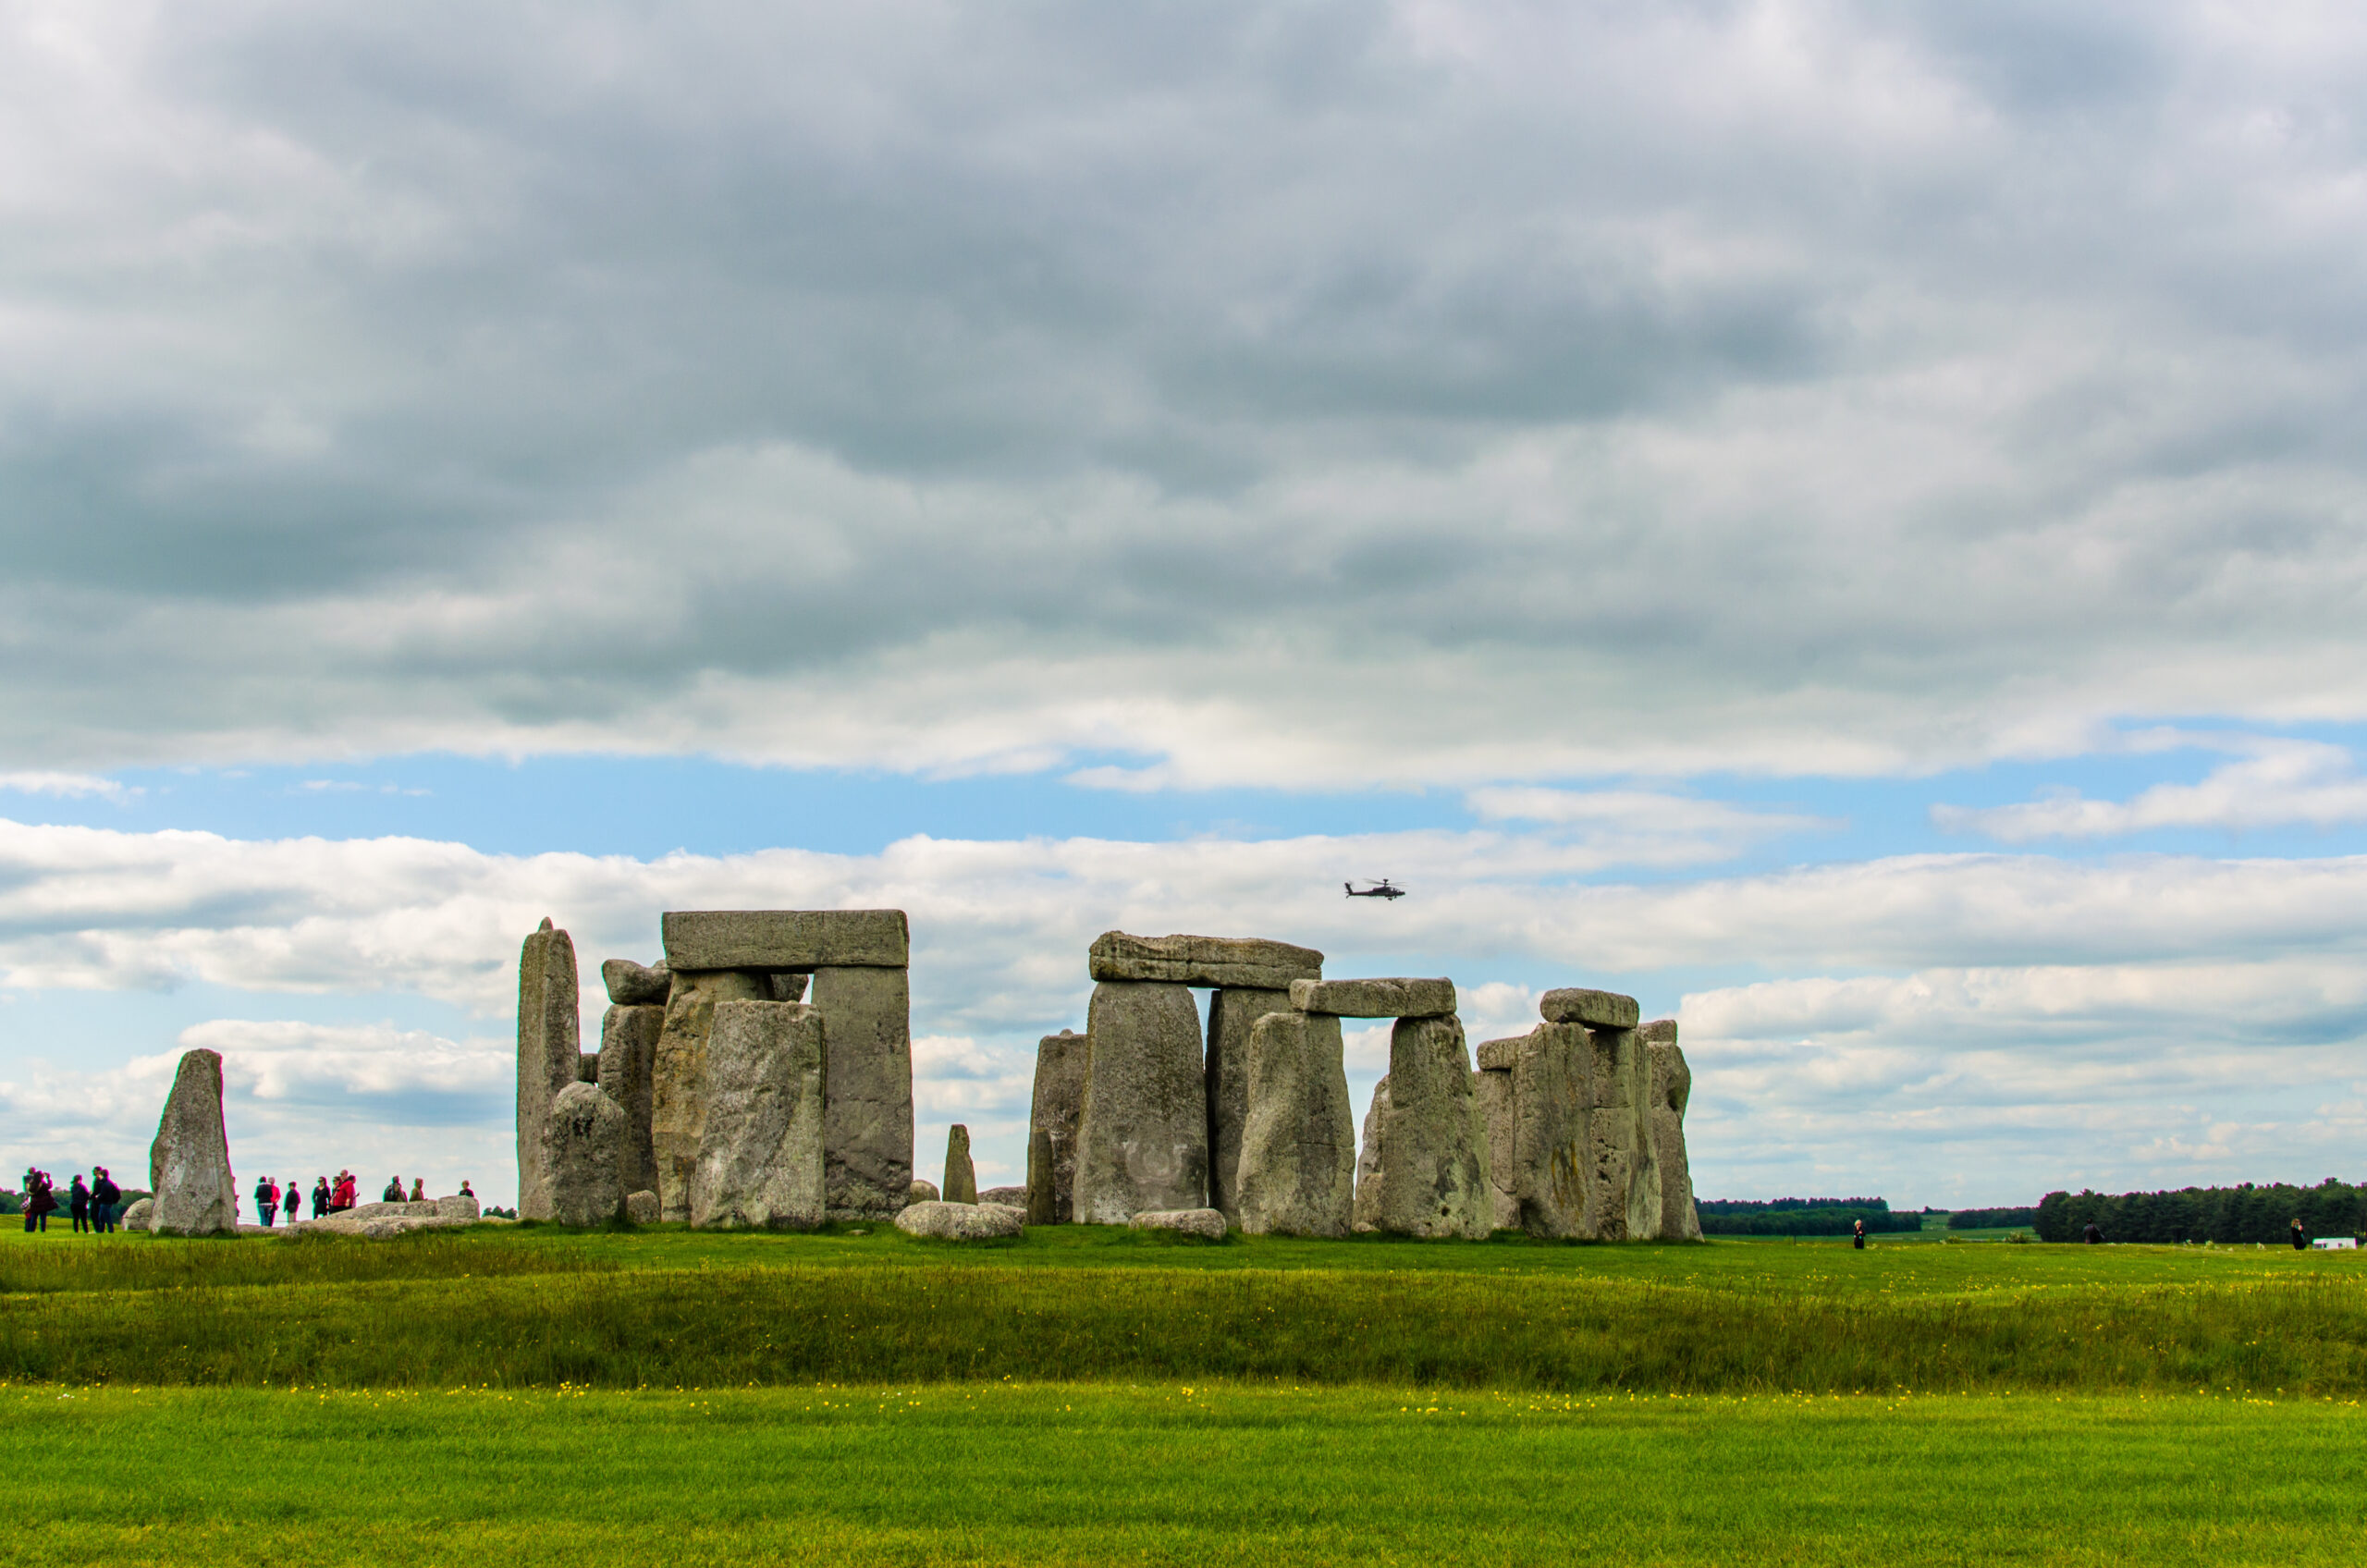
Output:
2,1382,2361,1566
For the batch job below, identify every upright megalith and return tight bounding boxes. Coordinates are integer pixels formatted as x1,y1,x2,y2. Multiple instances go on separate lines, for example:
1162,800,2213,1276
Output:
516,918,582,1222
1588,1020,1661,1241
1350,1075,1391,1231
1073,981,1208,1223
1233,1010,1355,1237
1341,994,1490,1239
1204,987,1293,1223
942,1124,977,1204
691,1000,827,1231
149,1048,239,1236
1644,1020,1702,1243
650,967,769,1221
1504,1023,1598,1238
1026,1030,1088,1225
597,963,666,1198
1473,1035,1522,1231
543,1081,627,1226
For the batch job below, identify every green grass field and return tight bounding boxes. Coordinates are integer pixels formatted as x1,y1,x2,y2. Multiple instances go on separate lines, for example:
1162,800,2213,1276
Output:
3,1224,2361,1564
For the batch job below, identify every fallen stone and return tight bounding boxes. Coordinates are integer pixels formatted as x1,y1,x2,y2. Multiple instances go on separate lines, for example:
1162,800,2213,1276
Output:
1288,978,1456,1019
326,1200,442,1221
296,1210,473,1238
598,1003,665,1197
120,1197,154,1232
1088,932,1322,990
602,958,673,1006
1204,987,1294,1224
1540,987,1640,1031
1355,1015,1490,1239
1026,1030,1088,1225
1233,1011,1355,1238
908,1179,940,1205
812,964,914,1220
625,1189,661,1225
691,999,827,1231
436,1194,482,1221
651,968,771,1221
942,1123,978,1203
149,1048,239,1236
1350,1075,1390,1231
544,1080,627,1226
978,1185,1027,1207
1130,1207,1228,1240
661,909,910,971
1644,1021,1702,1243
516,920,582,1222
978,1201,1026,1223
895,1200,1023,1240
1072,981,1208,1223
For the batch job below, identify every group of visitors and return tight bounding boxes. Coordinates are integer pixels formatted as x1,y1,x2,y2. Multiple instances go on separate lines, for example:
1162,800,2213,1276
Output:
18,1167,126,1233
245,1171,473,1226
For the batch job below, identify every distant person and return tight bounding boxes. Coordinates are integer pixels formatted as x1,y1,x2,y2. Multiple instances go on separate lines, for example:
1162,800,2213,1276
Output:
313,1177,331,1219
91,1168,120,1234
26,1171,55,1233
68,1174,91,1234
1852,1218,1866,1250
254,1176,277,1228
383,1175,405,1203
2083,1221,2103,1244
2291,1218,2309,1251
460,1180,474,1198
333,1171,357,1211
410,1178,425,1203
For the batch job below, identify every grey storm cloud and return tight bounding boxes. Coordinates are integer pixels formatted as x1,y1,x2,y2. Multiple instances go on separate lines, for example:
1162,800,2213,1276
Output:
4,0,2366,779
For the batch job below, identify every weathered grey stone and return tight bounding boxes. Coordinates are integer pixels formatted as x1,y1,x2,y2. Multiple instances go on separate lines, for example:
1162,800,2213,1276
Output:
1588,1024,1659,1241
1541,987,1640,1031
812,965,913,1220
769,972,810,1002
1645,1022,1701,1243
1473,1050,1521,1231
1026,1030,1088,1225
1073,982,1209,1223
300,1210,472,1238
1475,1035,1524,1072
1130,1207,1228,1240
435,1194,482,1221
661,909,909,971
597,1003,665,1197
1233,1011,1355,1237
1507,1022,1596,1239
907,1179,940,1205
1355,1015,1491,1239
149,1048,239,1236
942,1123,978,1204
1088,931,1323,990
119,1197,155,1231
1288,977,1457,1019
691,1000,827,1231
978,1185,1026,1207
602,958,672,1006
625,1189,661,1225
576,1052,599,1084
1204,987,1293,1224
515,920,582,1222
650,968,769,1221
895,1199,1022,1240
1350,1075,1390,1231
543,1081,626,1226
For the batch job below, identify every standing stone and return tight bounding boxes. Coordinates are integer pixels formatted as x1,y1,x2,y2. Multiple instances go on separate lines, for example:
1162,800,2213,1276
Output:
541,1081,626,1227
1587,1024,1658,1242
1644,1020,1701,1243
1356,1015,1490,1239
597,1003,665,1197
515,919,581,1223
148,1048,238,1236
1350,1075,1391,1231
1204,987,1292,1224
942,1124,977,1203
810,965,913,1220
1233,1011,1355,1237
650,968,769,1221
1473,1035,1522,1231
690,1000,827,1231
1507,1023,1597,1239
1026,1030,1088,1225
1073,982,1208,1224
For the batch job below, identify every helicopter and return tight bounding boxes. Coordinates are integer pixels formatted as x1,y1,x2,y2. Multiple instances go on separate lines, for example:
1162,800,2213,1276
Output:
1344,878,1407,900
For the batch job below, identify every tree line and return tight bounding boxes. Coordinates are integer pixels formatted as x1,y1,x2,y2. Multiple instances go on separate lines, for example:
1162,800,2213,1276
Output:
1696,1197,1924,1236
1947,1207,2039,1230
2036,1180,2365,1243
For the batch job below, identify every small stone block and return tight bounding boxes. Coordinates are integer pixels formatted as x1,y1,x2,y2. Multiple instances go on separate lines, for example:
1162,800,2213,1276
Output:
1287,977,1456,1018
1540,987,1641,1030
602,959,672,1005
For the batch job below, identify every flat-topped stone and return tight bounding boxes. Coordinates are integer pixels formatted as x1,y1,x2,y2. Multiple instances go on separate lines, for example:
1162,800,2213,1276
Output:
896,1200,1023,1240
1130,1207,1228,1240
661,909,910,971
1475,1035,1527,1072
1288,977,1456,1019
1540,987,1639,1030
601,958,672,1006
1089,932,1322,989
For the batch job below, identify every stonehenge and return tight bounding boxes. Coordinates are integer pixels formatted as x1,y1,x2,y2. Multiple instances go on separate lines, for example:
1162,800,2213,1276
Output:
691,1000,828,1230
150,1048,239,1237
1073,979,1209,1223
542,1081,626,1226
1233,1010,1355,1237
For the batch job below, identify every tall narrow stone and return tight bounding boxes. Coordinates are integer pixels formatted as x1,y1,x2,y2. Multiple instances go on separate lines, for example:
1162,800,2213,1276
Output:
811,965,913,1220
149,1048,239,1236
515,919,581,1222
1073,981,1208,1223
1233,1011,1355,1237
650,968,769,1221
543,1081,626,1227
598,1003,665,1198
1586,1024,1659,1241
1509,1022,1597,1238
1644,1020,1702,1243
691,1000,827,1231
1356,1014,1491,1239
1204,986,1291,1224
943,1124,977,1203
1026,1030,1088,1225
1473,1035,1522,1231
1351,1075,1391,1231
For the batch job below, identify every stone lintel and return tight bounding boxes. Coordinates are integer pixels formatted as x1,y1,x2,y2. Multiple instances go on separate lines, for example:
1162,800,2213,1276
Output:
1540,986,1641,1030
1288,977,1456,1019
1088,931,1323,989
661,909,909,971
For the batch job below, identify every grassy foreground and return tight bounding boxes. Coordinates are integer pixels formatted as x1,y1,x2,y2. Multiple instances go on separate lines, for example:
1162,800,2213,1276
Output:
3,1382,2361,1566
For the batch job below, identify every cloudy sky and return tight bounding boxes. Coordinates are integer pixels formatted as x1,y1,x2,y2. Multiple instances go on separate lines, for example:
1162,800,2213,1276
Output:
6,0,2365,1209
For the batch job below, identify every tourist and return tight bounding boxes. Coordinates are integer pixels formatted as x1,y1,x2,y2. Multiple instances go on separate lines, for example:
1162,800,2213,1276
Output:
91,1168,120,1234
68,1174,91,1234
1851,1218,1865,1250
254,1175,278,1228
25,1171,55,1233
460,1181,475,1199
382,1174,405,1203
2291,1218,2309,1251
312,1176,330,1218
2083,1220,2103,1244
333,1171,357,1211
410,1178,426,1203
